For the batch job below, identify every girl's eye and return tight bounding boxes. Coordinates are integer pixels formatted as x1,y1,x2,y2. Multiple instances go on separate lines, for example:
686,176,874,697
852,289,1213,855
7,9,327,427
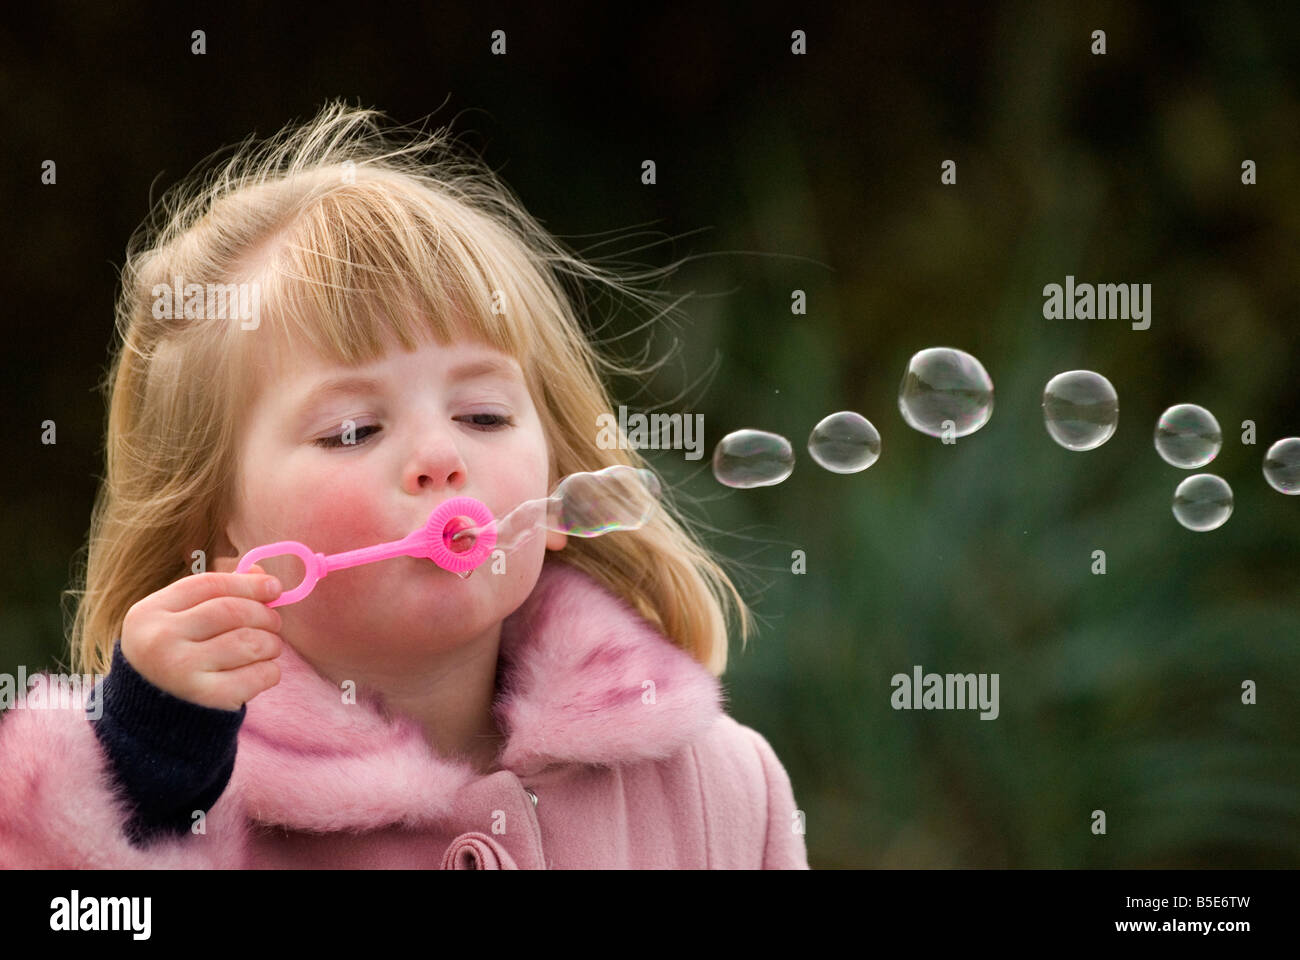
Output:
315,424,382,448
313,414,513,449
455,413,515,431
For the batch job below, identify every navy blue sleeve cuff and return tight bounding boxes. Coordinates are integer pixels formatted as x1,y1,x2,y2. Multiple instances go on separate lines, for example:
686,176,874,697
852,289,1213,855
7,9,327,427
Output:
87,637,245,846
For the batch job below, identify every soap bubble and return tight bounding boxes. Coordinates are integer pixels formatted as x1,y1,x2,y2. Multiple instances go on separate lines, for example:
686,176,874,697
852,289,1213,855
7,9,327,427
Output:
468,466,663,553
1155,404,1222,468
1041,370,1118,451
547,465,661,536
712,429,795,488
898,347,993,438
808,412,881,473
1172,474,1233,531
1263,437,1300,494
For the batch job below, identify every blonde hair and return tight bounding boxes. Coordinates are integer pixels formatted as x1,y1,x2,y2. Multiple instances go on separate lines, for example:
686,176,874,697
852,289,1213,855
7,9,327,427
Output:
63,99,753,680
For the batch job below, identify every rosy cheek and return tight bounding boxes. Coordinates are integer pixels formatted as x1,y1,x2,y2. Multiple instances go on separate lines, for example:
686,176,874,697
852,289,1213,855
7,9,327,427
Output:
303,471,391,553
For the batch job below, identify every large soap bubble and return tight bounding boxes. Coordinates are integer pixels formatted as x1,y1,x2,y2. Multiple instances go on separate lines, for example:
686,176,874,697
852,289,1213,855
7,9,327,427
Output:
1042,370,1118,451
808,411,881,473
1155,404,1222,468
1263,437,1300,494
898,347,994,439
1172,474,1233,531
712,429,796,488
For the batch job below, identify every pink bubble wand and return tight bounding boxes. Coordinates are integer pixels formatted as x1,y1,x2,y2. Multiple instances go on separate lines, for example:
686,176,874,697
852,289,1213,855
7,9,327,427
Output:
233,465,661,608
235,496,498,608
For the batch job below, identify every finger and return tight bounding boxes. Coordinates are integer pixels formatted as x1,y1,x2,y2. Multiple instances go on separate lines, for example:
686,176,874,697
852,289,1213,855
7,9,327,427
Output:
199,658,282,711
195,627,283,672
177,594,283,642
158,568,281,613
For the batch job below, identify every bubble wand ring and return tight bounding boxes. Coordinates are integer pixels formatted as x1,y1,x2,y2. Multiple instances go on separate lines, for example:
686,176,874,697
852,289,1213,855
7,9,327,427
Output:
426,497,498,571
234,496,497,608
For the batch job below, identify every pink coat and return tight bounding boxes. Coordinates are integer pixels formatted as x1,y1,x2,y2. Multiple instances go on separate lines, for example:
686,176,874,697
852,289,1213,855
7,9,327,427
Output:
0,562,810,869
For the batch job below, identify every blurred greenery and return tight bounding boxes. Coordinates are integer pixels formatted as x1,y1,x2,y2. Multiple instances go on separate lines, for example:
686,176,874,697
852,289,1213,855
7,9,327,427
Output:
2,1,1297,867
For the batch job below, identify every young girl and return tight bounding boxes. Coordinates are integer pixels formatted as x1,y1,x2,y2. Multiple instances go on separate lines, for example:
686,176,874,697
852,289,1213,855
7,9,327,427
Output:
0,101,809,869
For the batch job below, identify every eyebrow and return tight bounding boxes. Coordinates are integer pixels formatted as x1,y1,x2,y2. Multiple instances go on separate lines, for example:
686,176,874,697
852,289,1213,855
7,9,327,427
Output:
446,357,522,384
290,357,522,423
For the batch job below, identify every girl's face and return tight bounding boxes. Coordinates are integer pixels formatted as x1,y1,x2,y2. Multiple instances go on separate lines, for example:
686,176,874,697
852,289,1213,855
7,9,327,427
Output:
222,328,565,675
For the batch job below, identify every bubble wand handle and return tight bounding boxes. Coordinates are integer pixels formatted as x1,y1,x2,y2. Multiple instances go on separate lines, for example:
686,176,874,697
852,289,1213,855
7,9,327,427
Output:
234,541,328,608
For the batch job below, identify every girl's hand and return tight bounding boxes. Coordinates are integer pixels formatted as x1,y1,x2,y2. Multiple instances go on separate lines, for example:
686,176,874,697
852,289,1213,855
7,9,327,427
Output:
118,558,285,711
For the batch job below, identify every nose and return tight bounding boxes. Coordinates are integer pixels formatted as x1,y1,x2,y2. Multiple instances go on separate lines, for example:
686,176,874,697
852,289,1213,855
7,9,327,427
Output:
403,421,469,495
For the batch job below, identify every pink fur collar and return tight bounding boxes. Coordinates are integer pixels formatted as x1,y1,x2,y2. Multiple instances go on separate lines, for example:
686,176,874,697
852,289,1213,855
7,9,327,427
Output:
231,561,726,831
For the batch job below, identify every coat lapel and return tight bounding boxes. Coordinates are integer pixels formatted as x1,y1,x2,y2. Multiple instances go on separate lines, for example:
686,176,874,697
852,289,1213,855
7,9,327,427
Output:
231,561,725,831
